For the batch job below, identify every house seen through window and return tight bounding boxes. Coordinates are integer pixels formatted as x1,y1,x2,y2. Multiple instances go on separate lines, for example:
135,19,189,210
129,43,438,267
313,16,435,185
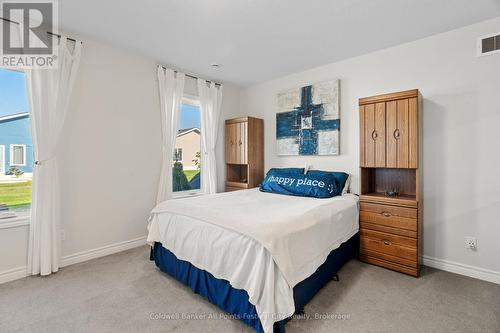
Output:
0,68,33,218
173,102,201,193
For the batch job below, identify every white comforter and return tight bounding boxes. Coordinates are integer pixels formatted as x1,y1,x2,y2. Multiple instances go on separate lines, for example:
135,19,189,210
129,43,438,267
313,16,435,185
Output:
147,189,359,333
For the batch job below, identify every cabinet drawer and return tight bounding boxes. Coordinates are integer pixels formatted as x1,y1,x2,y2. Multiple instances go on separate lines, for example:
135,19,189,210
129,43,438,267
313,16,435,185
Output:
360,211,417,231
360,202,417,218
361,228,416,248
360,221,417,238
360,229,417,262
360,202,417,231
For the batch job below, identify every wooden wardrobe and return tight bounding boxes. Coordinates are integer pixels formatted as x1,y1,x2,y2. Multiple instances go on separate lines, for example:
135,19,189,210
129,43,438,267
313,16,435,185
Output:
358,89,423,277
225,117,264,192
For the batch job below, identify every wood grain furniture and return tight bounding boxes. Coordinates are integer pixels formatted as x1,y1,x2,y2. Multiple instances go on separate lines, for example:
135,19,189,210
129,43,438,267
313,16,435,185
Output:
225,117,264,192
358,89,423,277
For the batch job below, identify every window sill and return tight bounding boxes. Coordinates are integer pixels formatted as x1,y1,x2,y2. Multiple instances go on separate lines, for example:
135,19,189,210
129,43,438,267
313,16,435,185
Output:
172,190,204,199
0,215,30,229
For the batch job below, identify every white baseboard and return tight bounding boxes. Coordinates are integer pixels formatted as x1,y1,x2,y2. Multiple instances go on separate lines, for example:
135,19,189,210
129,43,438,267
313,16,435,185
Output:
0,266,28,284
60,236,147,267
0,236,147,285
423,255,500,284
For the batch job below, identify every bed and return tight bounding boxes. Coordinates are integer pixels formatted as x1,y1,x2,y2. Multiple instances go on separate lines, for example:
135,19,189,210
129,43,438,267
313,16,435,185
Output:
147,188,359,333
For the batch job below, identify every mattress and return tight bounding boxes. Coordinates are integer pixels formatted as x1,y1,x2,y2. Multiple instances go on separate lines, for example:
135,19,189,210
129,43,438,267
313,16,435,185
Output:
147,188,359,333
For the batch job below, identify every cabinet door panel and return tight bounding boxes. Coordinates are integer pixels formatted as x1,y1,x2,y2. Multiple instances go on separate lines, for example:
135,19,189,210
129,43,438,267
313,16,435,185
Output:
374,102,386,167
235,122,241,163
386,101,398,168
240,121,248,164
225,124,231,163
397,99,409,168
360,106,366,167
409,97,418,168
364,104,375,167
225,123,237,164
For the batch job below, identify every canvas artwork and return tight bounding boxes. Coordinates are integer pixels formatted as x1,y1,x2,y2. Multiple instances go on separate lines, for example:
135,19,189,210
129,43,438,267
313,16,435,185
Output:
276,80,340,156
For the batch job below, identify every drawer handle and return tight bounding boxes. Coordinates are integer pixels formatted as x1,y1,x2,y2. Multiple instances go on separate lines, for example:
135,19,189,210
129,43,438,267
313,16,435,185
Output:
382,211,392,218
382,240,391,246
371,130,378,140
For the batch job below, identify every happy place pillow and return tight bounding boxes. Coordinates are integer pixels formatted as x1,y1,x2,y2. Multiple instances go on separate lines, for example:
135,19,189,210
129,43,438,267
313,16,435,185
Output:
259,168,342,198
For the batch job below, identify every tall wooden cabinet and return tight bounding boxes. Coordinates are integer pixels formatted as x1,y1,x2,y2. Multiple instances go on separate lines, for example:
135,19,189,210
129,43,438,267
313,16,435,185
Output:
225,117,264,192
358,89,422,277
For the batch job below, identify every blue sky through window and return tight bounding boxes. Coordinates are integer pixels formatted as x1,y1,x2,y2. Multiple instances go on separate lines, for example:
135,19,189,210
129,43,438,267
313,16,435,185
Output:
178,104,200,130
0,69,28,118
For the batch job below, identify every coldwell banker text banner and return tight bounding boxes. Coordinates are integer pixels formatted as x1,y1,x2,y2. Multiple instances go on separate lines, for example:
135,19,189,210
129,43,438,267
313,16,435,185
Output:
0,0,58,68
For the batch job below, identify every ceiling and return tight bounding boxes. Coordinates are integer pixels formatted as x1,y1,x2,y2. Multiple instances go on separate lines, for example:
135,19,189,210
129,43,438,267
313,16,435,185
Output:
59,0,500,86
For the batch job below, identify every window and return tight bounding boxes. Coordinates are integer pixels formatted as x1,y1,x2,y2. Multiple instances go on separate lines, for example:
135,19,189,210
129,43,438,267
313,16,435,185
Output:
10,144,26,166
173,148,183,162
0,68,33,217
173,98,201,194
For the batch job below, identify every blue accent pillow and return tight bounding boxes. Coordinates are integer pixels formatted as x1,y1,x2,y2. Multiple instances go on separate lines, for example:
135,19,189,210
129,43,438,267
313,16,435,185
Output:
259,168,341,198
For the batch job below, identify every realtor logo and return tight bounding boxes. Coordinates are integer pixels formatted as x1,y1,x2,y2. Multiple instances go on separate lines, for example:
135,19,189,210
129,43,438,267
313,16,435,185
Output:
1,0,58,68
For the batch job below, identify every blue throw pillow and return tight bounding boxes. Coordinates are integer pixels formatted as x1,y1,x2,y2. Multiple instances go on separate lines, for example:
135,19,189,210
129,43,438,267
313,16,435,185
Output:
259,168,341,198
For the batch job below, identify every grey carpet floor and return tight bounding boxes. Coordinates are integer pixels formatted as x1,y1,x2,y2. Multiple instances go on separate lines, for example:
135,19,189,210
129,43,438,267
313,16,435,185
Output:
1,246,499,333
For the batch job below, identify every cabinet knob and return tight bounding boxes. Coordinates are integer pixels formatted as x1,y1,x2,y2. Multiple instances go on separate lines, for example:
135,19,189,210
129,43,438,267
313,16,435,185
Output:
394,129,401,139
238,140,242,145
382,211,392,218
383,240,391,246
371,130,378,140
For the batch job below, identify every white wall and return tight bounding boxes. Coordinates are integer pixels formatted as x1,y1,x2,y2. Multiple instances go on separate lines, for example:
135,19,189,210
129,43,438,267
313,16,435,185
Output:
216,84,241,191
239,18,500,281
58,37,160,255
0,35,240,282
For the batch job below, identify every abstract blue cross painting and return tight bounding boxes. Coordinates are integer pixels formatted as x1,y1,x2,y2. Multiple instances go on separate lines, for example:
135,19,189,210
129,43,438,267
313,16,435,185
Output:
276,80,340,156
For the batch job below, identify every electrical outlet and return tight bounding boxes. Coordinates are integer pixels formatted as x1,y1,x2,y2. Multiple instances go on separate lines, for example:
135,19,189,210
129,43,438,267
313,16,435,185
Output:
465,236,477,250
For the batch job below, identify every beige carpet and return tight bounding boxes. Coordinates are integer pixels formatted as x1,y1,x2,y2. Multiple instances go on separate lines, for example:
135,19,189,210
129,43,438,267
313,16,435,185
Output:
1,246,499,333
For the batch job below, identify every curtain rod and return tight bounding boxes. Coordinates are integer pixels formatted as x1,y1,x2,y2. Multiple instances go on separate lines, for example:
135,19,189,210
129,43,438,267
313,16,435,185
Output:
161,65,221,87
0,17,81,44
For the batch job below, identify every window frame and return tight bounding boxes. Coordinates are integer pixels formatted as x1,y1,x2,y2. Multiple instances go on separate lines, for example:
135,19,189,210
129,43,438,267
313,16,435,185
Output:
10,144,26,167
0,145,5,174
172,95,203,198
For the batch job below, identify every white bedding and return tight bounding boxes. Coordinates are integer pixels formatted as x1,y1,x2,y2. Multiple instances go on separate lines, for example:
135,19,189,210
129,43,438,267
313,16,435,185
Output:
147,188,359,333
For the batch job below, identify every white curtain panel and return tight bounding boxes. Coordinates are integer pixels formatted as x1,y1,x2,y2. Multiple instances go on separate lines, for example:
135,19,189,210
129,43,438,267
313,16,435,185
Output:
156,66,185,203
198,79,223,194
26,37,82,276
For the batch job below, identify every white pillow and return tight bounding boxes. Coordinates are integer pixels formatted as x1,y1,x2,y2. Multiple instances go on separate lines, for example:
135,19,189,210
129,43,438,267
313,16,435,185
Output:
342,174,351,195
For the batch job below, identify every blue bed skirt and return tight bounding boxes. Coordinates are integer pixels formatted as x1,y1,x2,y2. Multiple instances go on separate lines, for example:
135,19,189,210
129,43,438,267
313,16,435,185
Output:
151,233,358,333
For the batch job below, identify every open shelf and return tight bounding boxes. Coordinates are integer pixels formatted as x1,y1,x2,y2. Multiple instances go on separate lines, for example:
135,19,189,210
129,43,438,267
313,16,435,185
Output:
361,168,418,206
226,164,248,184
